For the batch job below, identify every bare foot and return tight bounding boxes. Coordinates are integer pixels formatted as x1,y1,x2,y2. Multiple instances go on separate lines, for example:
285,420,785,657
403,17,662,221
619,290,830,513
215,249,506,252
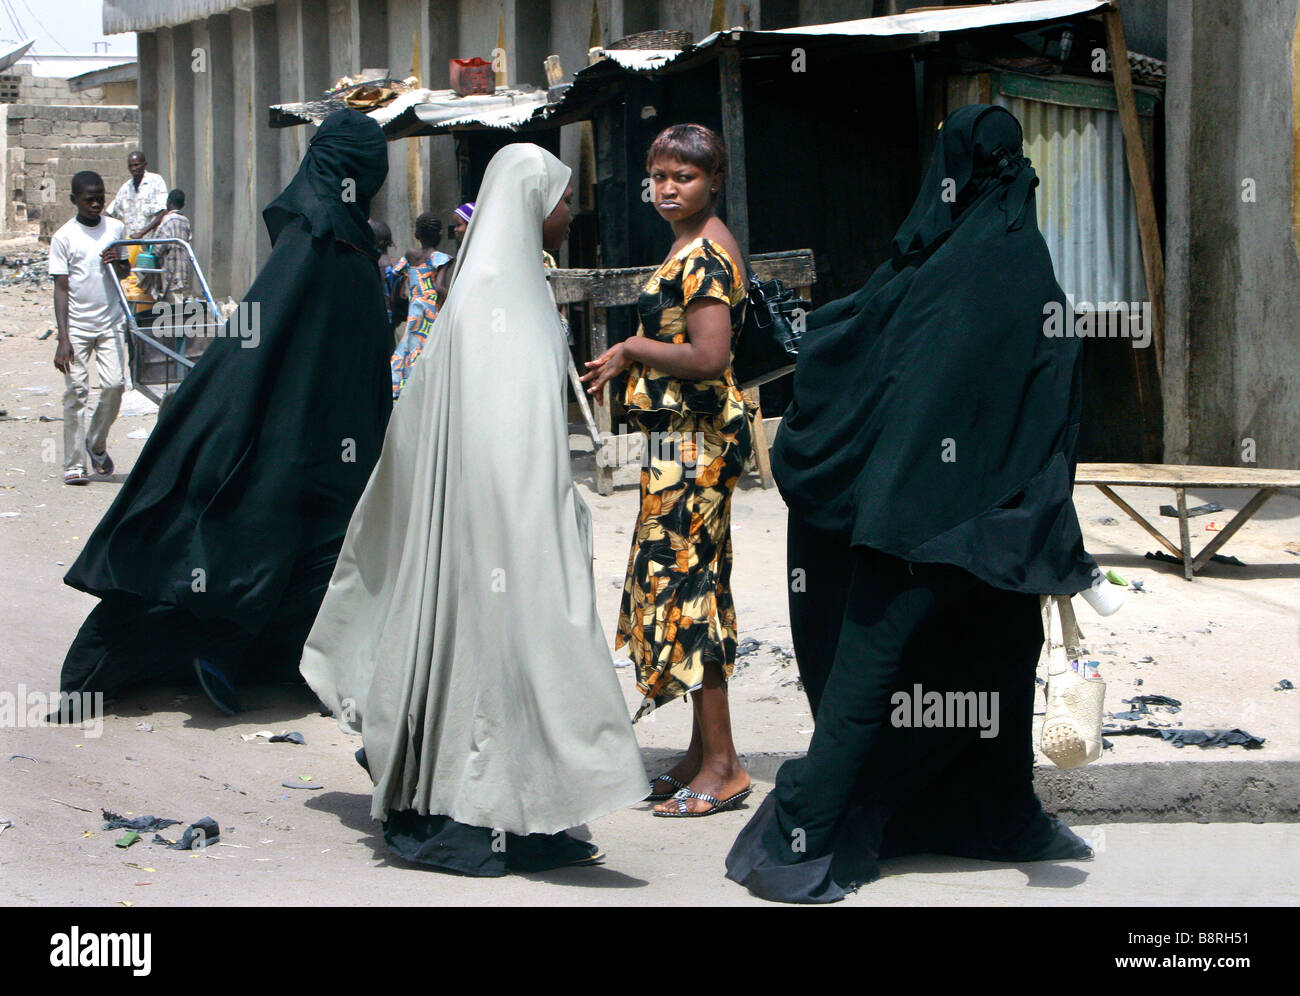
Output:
652,760,750,815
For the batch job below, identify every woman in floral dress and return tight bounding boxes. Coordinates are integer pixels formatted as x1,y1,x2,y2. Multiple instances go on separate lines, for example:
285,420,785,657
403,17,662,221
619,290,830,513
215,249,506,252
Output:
583,124,752,817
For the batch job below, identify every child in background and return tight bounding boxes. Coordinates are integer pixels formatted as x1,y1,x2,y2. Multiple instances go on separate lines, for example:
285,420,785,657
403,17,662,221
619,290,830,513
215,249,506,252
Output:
50,171,131,486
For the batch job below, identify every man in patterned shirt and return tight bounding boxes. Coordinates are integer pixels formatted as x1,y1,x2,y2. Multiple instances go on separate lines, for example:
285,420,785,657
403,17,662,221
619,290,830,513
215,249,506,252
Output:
106,150,169,239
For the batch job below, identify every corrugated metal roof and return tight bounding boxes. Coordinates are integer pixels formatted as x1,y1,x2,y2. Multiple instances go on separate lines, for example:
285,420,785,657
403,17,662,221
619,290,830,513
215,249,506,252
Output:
995,92,1147,305
269,86,550,133
719,0,1109,38
103,0,275,34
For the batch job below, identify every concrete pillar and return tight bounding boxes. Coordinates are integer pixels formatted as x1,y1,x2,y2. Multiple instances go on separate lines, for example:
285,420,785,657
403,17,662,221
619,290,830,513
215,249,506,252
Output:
155,28,176,186
277,0,310,190
302,0,333,99
515,0,553,90
231,7,282,297
328,0,361,82
359,0,390,71
1162,3,1192,463
136,31,158,155
167,25,196,200
191,19,215,291
193,15,236,300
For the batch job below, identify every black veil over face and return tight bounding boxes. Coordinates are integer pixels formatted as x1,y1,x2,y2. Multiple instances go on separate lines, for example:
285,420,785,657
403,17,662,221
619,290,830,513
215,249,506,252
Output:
263,108,389,254
771,104,1097,595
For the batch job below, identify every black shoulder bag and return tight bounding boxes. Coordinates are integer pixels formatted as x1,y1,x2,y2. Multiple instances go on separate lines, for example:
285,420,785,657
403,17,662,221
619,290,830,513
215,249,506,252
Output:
732,268,808,390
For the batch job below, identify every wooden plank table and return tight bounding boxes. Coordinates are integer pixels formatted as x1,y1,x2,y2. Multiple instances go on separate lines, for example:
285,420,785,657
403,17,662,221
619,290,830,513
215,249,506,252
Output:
1075,463,1300,579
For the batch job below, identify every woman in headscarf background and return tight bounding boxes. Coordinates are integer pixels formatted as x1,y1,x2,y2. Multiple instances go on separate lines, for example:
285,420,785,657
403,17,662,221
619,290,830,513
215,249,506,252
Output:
58,109,393,715
725,104,1098,903
582,123,751,818
300,143,648,876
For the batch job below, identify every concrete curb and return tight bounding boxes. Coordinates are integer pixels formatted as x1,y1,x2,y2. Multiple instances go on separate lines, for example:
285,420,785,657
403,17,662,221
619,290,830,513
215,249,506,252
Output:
642,749,1300,823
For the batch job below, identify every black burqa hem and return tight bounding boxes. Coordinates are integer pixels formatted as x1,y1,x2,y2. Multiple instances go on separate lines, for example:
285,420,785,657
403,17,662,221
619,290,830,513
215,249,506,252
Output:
382,812,601,878
724,518,1092,905
59,110,392,697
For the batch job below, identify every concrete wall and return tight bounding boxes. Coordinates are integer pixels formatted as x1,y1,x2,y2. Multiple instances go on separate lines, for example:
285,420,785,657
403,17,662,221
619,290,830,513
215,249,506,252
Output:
2,64,108,106
1164,0,1300,468
0,105,139,234
43,142,136,239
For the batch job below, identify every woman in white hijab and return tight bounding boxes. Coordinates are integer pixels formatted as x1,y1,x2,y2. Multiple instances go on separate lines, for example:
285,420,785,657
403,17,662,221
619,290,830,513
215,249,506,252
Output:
300,143,649,876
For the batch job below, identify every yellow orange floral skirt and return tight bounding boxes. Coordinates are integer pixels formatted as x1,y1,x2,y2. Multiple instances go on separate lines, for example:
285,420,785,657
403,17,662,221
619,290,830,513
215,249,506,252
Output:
615,405,751,719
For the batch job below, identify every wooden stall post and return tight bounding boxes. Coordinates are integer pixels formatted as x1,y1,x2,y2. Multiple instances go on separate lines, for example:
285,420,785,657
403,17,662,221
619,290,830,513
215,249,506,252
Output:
592,304,614,495
1105,4,1165,377
718,42,774,487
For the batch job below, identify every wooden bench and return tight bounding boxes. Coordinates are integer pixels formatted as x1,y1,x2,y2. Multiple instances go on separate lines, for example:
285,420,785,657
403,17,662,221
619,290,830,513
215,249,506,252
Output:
1075,463,1300,579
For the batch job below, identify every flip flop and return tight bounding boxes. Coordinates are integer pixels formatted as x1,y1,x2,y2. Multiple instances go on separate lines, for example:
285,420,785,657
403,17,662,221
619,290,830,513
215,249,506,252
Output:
86,442,114,476
645,772,689,802
194,658,239,716
63,469,90,486
653,785,752,818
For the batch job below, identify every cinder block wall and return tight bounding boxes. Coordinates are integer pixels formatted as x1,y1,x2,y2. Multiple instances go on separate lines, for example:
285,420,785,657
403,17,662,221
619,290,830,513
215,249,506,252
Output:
0,105,139,234
42,141,135,241
4,64,107,105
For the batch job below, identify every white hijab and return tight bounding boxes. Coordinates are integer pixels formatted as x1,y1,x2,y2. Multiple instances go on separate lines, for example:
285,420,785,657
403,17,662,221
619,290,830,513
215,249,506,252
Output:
301,143,649,835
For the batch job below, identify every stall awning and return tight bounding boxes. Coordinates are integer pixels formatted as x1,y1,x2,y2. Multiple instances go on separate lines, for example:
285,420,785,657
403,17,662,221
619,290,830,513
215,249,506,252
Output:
268,0,1114,138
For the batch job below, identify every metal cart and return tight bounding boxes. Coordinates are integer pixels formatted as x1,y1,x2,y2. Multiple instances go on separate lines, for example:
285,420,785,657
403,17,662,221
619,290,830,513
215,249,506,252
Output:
107,238,222,408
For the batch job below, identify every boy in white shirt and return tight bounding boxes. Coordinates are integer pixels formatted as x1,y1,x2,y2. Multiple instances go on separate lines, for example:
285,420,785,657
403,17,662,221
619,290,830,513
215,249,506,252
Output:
50,171,131,485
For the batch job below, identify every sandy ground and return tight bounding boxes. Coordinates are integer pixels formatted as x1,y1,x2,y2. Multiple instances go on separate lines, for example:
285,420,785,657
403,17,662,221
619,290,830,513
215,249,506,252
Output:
1,233,1297,905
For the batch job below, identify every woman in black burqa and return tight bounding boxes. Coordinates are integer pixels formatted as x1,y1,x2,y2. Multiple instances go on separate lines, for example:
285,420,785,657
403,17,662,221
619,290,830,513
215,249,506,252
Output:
725,104,1099,903
58,109,393,713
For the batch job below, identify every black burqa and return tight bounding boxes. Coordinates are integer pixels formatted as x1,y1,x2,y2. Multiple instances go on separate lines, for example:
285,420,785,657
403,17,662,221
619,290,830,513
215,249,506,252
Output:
60,109,393,697
771,103,1097,595
725,105,1095,904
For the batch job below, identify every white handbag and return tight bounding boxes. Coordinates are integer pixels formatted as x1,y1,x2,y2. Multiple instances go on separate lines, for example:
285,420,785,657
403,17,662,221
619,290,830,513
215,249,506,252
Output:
1039,594,1106,768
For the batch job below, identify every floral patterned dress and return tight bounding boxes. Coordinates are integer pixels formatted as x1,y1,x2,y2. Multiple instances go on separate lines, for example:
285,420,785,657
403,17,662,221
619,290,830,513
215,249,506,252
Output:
390,251,452,400
616,237,752,718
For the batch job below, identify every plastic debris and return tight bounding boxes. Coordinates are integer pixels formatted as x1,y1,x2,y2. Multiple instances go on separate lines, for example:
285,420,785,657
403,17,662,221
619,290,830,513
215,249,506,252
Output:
1276,679,1294,691
1102,726,1266,749
114,831,141,848
0,817,12,835
269,732,305,745
1124,694,1182,712
1159,501,1223,518
281,779,324,790
135,722,153,732
9,754,37,763
157,818,220,850
101,810,181,833
1104,569,1127,586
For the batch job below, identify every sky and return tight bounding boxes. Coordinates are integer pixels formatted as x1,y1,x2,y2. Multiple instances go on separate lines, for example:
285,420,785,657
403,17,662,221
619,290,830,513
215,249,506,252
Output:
0,0,135,57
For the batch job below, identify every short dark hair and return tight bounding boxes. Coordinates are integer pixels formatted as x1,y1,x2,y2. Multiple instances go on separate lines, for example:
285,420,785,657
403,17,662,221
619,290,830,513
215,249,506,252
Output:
369,218,393,250
645,123,727,182
167,188,185,209
71,171,104,196
414,211,441,247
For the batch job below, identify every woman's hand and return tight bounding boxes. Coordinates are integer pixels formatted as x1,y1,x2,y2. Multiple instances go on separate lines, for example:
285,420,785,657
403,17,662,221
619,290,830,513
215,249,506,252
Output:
580,341,633,404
